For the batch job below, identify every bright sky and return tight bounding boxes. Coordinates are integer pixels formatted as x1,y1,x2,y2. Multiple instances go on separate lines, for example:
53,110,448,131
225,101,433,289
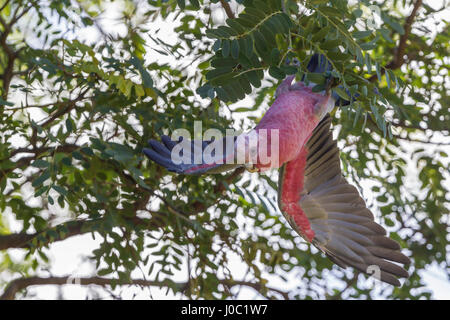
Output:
2,0,449,300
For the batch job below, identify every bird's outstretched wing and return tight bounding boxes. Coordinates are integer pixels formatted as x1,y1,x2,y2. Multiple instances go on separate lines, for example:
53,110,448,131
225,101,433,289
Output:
144,135,243,175
278,115,410,286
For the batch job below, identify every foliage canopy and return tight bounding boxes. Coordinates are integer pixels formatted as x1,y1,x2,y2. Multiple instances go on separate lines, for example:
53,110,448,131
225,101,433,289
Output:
0,0,448,299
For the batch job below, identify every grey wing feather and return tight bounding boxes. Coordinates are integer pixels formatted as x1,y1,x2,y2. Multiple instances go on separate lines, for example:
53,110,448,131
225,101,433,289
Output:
301,114,410,286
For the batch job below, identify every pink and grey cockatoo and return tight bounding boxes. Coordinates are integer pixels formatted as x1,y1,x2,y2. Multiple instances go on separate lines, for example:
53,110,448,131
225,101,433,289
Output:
144,75,410,286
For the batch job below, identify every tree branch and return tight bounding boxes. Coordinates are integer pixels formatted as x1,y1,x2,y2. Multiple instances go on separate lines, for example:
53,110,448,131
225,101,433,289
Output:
220,279,289,300
0,144,80,181
0,24,17,100
369,0,423,82
8,143,79,160
191,167,245,213
0,2,32,99
0,0,11,13
219,0,235,19
0,275,289,300
0,152,245,250
0,276,177,300
0,215,162,251
0,218,101,250
39,87,90,128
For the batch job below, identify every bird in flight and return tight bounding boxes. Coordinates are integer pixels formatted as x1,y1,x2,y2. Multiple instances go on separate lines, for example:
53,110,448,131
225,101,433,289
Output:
143,56,410,286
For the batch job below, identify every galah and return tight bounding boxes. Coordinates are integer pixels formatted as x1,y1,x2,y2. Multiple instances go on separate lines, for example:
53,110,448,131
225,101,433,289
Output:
144,69,410,286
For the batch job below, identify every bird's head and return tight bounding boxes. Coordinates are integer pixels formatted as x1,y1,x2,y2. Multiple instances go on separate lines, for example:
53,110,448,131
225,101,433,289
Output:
275,75,335,121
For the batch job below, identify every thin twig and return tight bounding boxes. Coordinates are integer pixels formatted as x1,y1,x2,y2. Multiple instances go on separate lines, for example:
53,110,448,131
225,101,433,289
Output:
219,0,235,19
369,0,423,82
0,275,289,300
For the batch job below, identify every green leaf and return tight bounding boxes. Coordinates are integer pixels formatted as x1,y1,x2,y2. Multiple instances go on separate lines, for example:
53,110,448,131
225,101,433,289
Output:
238,14,257,28
238,76,252,94
212,39,221,52
72,151,83,160
312,25,331,42
253,0,273,14
252,30,269,60
207,69,235,84
269,66,285,79
98,268,112,276
34,186,50,197
306,73,326,84
378,28,393,43
360,42,377,50
61,157,71,166
129,57,154,89
32,169,51,187
382,14,405,35
387,69,396,89
245,70,262,88
365,53,372,72
222,39,230,57
280,65,297,75
376,62,382,81
32,159,50,168
0,97,14,106
353,30,373,39
385,69,391,88
244,36,254,57
65,118,74,133
231,39,240,59
211,57,236,68
320,39,341,50
52,185,68,196
227,19,245,34
270,48,280,65
80,147,94,156
245,7,267,20
259,24,276,44
333,87,350,100
176,0,185,10
190,0,199,9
